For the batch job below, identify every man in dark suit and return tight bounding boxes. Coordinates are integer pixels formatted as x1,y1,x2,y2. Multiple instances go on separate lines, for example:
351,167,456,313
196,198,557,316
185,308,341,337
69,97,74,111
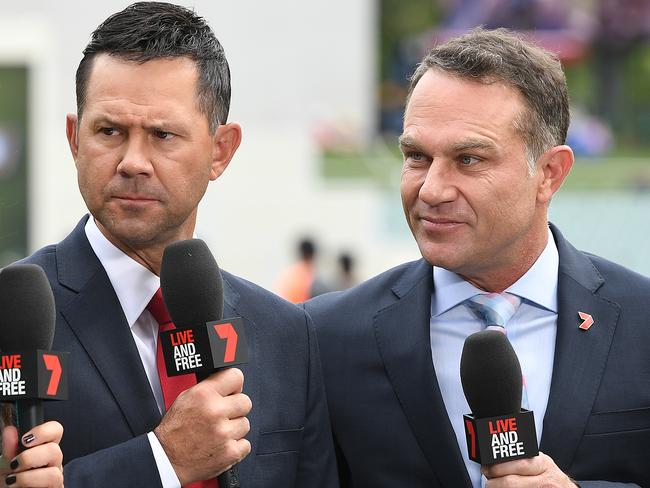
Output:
306,28,649,487
19,3,337,487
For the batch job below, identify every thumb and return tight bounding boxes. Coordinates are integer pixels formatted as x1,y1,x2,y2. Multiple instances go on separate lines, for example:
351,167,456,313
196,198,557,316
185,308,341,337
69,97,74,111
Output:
1,425,19,461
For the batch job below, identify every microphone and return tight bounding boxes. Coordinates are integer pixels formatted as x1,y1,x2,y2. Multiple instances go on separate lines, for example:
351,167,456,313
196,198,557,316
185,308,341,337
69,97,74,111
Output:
460,330,538,465
160,239,247,488
0,264,68,437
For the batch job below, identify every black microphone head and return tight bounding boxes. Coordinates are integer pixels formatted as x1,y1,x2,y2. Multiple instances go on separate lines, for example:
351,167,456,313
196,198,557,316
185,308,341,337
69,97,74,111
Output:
460,330,522,418
0,264,56,350
160,239,224,328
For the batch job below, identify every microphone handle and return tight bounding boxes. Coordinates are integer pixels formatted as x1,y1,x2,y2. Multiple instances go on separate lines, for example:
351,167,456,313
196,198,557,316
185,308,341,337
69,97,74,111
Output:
16,399,44,446
217,465,240,487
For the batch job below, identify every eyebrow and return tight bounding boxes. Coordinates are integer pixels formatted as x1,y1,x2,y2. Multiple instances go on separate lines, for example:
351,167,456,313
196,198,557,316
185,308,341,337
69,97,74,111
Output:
398,135,497,155
90,114,182,133
90,115,122,127
397,135,423,152
450,138,497,152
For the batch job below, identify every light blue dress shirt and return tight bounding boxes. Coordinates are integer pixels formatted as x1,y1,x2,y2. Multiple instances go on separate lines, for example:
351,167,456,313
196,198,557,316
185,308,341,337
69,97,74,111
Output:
430,228,559,488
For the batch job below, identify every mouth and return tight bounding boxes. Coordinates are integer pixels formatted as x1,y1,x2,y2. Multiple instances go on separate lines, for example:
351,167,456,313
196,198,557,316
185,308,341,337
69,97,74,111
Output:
418,217,465,232
111,194,160,207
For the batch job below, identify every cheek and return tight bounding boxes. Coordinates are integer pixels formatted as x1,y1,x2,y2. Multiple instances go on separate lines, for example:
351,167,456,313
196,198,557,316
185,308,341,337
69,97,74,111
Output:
400,172,421,206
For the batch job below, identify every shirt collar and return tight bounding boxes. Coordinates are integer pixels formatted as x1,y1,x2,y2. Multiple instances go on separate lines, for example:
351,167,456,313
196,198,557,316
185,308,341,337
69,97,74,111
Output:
84,217,160,328
432,227,559,316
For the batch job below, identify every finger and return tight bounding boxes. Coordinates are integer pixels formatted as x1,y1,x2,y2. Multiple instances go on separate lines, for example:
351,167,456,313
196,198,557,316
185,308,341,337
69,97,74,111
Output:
211,438,251,478
485,473,538,488
1,427,19,462
218,393,252,419
229,438,251,465
482,455,545,479
4,465,64,488
224,416,250,441
10,443,63,474
19,422,63,448
203,368,245,397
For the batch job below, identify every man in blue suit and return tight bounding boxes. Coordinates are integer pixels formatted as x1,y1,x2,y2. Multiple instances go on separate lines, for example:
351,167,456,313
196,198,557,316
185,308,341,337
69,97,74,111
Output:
306,28,649,487
19,3,336,487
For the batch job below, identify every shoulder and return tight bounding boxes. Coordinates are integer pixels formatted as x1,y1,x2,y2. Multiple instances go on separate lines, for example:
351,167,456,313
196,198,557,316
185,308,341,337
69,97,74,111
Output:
585,252,650,297
553,222,650,299
304,259,426,323
15,244,58,278
222,270,308,326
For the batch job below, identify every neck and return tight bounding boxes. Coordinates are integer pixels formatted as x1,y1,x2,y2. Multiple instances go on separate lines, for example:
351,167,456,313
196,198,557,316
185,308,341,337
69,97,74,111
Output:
94,220,195,276
460,225,549,293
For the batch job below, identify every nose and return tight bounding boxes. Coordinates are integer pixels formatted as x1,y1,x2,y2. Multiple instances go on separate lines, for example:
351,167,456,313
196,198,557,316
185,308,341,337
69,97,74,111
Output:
418,161,458,207
116,136,154,177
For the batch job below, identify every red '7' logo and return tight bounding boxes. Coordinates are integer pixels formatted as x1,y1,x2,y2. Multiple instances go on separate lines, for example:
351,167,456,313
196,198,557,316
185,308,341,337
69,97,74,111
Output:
465,419,476,459
214,323,238,363
42,354,62,396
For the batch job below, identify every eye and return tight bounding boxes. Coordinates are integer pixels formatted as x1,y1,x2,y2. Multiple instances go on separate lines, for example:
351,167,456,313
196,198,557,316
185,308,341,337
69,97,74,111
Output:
99,127,119,136
459,155,480,166
404,151,427,163
154,129,174,140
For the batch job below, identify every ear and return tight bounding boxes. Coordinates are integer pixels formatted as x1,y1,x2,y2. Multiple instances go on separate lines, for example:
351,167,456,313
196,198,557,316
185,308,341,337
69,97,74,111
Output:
536,145,573,204
209,122,242,181
66,113,79,161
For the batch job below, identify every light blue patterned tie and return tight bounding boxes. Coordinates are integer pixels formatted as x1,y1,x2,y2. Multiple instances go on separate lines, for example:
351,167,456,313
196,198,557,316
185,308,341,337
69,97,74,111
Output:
467,292,529,409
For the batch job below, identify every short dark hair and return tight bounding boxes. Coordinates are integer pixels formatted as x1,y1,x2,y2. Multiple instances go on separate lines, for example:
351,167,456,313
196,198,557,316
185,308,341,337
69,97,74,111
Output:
409,27,569,170
75,1,230,132
299,238,316,261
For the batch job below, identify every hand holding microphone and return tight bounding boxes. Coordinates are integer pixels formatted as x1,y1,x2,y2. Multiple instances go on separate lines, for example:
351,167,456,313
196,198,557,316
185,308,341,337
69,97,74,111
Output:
0,264,66,487
461,330,577,487
1,420,64,488
155,367,251,486
0,265,68,436
152,239,250,487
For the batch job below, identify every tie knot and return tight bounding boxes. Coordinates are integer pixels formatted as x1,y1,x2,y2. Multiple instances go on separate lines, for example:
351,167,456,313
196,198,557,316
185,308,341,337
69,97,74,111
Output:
147,288,172,326
466,292,521,329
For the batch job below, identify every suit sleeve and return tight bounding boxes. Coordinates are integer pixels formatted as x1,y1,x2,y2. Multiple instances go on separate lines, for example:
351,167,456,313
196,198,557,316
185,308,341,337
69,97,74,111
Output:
293,311,339,487
63,434,164,488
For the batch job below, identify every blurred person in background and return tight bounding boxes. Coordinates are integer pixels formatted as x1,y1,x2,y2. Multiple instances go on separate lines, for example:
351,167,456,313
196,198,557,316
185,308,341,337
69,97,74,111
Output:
14,2,336,487
276,237,329,302
332,252,357,291
592,0,650,134
307,27,650,487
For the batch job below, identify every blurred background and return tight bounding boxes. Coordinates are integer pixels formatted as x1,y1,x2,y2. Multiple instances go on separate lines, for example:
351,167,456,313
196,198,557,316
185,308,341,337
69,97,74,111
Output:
0,0,649,297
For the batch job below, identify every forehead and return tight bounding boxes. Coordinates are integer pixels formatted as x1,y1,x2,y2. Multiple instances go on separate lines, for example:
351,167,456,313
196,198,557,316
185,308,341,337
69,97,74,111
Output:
404,69,526,144
83,54,201,118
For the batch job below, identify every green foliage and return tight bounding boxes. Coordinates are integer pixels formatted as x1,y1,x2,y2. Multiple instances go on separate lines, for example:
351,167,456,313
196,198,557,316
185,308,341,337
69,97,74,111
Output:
379,0,441,79
0,66,28,266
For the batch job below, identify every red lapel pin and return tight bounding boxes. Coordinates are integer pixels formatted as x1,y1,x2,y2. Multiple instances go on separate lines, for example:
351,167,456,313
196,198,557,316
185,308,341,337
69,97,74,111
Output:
578,311,594,331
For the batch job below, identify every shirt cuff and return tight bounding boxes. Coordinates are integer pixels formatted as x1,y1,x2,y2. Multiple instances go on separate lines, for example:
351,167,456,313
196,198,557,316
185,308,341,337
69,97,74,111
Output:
147,431,182,488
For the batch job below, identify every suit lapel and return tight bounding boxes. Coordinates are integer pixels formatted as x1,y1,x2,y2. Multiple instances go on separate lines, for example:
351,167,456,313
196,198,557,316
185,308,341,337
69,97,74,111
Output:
56,217,162,435
540,225,620,469
373,260,471,487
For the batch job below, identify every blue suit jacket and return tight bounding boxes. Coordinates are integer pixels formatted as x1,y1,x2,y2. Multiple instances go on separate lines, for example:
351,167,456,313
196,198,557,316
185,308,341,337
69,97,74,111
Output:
22,216,338,487
305,225,649,487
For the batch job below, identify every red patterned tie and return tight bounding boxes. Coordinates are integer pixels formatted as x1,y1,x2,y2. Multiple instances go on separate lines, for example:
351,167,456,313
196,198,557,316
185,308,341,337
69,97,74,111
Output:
147,288,219,488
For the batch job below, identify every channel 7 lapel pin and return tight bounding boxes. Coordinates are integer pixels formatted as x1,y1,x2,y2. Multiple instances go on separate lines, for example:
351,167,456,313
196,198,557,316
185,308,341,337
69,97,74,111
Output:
578,311,594,331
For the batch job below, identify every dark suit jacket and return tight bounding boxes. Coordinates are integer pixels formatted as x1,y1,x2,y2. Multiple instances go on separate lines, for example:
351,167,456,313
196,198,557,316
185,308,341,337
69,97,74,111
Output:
21,216,338,487
305,225,649,487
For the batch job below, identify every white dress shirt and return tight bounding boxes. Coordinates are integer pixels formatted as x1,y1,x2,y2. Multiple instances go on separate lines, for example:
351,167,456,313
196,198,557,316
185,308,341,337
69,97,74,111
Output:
85,218,181,488
430,228,559,488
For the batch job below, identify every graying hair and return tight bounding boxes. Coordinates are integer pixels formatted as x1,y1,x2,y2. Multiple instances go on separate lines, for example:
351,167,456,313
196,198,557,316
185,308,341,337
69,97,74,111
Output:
408,27,569,173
